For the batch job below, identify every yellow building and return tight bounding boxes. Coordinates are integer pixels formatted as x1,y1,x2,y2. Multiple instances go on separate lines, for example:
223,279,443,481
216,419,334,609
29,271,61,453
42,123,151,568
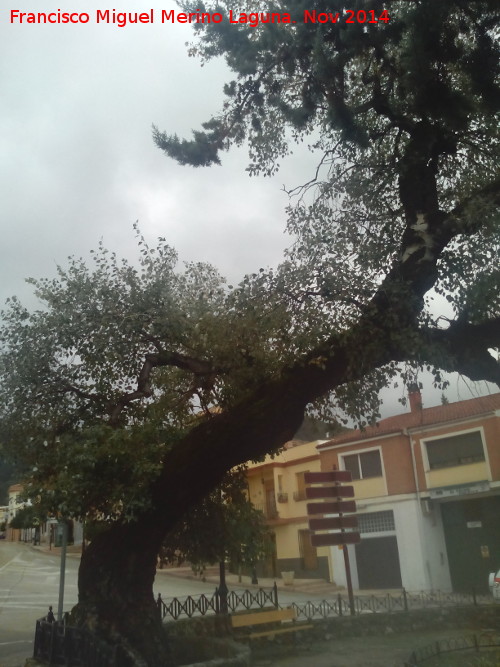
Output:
246,439,333,582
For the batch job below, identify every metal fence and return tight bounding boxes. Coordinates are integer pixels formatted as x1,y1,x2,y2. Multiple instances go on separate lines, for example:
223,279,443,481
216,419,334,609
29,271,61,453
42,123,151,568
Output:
290,589,492,621
33,618,128,667
405,632,500,665
157,586,492,622
157,583,279,620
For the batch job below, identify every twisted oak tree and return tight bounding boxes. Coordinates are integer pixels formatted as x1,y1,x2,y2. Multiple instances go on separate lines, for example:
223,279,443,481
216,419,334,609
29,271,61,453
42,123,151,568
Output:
1,1,499,664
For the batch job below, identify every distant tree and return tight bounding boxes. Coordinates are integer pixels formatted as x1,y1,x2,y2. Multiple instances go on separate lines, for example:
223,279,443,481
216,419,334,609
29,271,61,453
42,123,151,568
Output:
9,504,40,529
0,3,499,664
161,467,272,576
0,451,18,504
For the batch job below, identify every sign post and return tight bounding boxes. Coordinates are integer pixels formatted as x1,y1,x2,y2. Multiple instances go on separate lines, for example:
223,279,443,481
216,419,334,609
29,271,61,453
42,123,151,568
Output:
305,471,359,615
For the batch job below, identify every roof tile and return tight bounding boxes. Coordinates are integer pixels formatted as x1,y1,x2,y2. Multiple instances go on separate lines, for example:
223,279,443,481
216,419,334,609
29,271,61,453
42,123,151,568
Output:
318,393,500,448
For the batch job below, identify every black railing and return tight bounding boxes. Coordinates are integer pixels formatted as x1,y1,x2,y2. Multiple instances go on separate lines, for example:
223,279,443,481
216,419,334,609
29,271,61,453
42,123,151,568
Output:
290,589,491,621
34,618,127,667
157,583,279,620
405,632,500,665
157,586,492,622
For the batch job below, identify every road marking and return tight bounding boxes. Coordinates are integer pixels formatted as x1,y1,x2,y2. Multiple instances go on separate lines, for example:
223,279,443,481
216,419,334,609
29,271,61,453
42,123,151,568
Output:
0,640,32,645
0,556,20,573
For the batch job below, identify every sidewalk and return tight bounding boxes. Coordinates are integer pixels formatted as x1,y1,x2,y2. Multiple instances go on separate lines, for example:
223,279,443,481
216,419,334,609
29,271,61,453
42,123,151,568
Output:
31,543,387,598
156,564,343,597
31,542,83,558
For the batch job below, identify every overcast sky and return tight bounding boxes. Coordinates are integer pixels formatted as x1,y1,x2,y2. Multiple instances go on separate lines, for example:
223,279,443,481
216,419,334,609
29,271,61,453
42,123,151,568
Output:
0,1,496,417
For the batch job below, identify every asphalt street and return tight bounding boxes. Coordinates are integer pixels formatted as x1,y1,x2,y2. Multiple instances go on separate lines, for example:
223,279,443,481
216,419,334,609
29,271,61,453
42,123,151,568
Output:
0,541,80,667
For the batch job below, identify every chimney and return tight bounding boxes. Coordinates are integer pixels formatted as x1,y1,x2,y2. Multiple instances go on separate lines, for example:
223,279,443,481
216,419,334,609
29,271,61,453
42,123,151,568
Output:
408,383,423,413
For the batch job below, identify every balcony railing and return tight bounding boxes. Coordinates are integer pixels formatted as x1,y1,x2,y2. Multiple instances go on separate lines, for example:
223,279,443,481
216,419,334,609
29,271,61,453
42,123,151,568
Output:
277,492,288,503
253,502,279,520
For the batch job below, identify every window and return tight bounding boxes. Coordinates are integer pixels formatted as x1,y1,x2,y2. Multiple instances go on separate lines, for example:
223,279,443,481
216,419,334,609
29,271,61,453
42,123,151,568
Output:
357,510,395,534
426,431,485,469
343,450,382,480
294,471,309,501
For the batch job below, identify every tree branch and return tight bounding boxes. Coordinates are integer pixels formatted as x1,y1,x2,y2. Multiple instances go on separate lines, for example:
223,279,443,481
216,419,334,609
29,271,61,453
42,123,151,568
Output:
108,351,216,425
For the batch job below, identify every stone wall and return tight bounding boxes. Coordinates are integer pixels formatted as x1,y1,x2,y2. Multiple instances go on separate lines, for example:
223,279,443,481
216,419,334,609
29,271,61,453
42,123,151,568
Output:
308,605,500,640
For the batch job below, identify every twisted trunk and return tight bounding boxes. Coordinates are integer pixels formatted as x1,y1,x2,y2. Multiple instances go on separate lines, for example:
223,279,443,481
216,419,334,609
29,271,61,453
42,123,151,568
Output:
74,517,169,666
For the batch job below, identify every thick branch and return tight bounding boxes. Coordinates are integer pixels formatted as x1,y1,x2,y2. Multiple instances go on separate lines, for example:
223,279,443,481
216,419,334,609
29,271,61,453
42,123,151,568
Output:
422,318,500,385
108,350,216,425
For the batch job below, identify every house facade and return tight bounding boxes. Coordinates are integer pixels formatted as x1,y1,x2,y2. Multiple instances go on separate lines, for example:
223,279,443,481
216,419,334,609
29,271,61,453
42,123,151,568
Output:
317,390,500,593
246,439,332,581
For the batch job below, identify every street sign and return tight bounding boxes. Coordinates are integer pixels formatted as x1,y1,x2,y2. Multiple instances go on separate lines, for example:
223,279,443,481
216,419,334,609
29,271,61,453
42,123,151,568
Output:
306,500,357,515
309,516,358,531
305,485,355,499
304,471,353,484
311,532,361,547
304,469,359,616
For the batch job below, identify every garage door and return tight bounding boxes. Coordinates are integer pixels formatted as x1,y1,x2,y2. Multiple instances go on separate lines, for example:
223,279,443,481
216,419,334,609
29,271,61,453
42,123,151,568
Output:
355,536,402,589
441,496,500,593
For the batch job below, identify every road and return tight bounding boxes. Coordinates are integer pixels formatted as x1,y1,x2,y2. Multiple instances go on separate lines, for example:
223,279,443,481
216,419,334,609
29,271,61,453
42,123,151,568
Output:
0,541,79,667
0,542,317,667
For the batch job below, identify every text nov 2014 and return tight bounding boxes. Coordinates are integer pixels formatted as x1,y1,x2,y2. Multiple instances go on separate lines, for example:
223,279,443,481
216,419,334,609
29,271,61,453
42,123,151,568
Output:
9,9,391,27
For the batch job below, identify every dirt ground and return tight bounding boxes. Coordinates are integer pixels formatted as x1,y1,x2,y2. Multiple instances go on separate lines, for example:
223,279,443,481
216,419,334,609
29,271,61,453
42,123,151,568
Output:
252,628,494,667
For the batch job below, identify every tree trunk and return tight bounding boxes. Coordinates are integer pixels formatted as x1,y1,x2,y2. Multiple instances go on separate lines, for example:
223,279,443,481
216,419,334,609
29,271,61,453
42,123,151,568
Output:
72,515,170,667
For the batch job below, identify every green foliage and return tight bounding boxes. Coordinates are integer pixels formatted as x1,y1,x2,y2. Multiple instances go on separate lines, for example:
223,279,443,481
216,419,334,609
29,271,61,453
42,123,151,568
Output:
1,0,499,549
161,466,272,572
0,227,316,520
0,450,18,505
9,504,44,529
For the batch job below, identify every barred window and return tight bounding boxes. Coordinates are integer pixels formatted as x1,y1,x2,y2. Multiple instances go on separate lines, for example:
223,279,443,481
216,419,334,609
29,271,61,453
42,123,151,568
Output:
357,510,395,534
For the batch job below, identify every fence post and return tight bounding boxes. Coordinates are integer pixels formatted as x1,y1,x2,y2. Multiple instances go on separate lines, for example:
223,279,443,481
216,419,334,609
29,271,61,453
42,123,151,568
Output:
215,586,221,614
156,593,163,620
472,587,477,606
48,621,57,664
337,593,343,617
403,588,409,612
218,561,229,614
33,620,41,658
273,582,279,608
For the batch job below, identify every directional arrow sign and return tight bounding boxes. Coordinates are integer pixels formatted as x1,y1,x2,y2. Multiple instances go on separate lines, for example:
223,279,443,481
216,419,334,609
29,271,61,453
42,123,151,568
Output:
311,532,361,547
309,516,358,531
307,500,357,515
305,485,355,499
304,471,352,484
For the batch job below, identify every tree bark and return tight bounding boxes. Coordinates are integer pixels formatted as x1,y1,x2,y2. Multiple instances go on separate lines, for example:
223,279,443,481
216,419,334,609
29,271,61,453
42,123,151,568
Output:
74,516,170,666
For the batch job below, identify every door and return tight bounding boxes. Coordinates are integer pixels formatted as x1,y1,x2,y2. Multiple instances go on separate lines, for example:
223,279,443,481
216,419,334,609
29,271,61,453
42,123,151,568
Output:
355,536,402,589
441,496,500,593
299,529,318,571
